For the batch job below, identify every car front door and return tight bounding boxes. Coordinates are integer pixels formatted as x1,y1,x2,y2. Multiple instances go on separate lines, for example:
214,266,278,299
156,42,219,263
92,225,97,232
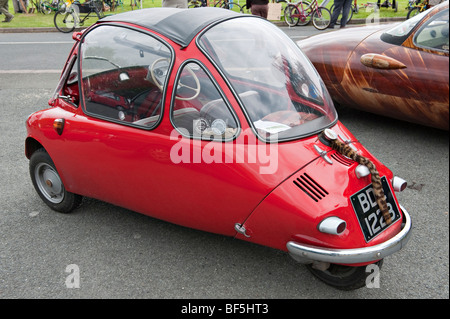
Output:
50,25,176,218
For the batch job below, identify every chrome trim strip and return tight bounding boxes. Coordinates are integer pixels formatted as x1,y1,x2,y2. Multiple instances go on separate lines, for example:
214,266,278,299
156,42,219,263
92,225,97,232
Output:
287,206,412,264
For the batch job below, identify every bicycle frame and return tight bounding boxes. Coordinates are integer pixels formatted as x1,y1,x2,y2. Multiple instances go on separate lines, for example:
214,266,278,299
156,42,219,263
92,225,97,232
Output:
295,0,316,22
283,0,331,29
414,0,429,11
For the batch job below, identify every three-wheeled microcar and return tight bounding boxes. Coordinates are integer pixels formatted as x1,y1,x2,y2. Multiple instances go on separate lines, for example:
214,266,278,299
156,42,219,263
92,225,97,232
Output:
25,7,411,290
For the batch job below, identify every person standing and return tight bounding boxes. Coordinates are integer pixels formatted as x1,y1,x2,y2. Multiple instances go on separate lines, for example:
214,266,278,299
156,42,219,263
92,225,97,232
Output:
328,0,352,29
246,0,269,19
0,0,14,22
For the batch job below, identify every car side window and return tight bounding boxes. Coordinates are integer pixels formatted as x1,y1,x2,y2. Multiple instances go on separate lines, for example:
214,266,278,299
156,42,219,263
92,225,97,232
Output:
80,25,172,128
171,62,239,141
414,9,449,52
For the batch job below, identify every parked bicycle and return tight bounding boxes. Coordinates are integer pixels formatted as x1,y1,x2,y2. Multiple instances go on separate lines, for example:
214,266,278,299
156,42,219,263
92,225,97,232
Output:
188,0,248,12
54,0,104,33
407,0,430,19
39,0,68,14
282,0,331,29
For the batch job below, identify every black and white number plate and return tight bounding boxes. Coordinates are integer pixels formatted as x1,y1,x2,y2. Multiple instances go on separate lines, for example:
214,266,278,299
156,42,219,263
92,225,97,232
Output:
351,177,401,242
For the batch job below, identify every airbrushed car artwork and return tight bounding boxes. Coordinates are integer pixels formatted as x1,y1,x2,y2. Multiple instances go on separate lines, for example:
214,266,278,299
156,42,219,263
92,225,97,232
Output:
25,7,411,290
299,1,449,130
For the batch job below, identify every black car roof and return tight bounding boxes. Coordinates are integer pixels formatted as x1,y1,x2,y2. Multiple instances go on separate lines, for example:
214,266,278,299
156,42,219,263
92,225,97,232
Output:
99,7,244,48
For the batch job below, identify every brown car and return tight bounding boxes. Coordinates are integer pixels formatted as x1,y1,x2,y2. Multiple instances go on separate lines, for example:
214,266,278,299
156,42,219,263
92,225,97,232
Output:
298,1,449,130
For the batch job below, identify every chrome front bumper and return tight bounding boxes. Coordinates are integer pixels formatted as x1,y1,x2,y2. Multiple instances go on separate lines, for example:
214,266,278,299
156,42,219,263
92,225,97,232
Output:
287,206,412,265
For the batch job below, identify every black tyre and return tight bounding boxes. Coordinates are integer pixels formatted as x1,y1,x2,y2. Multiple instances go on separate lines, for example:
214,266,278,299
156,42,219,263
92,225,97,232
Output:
306,259,384,290
54,10,77,33
29,149,82,213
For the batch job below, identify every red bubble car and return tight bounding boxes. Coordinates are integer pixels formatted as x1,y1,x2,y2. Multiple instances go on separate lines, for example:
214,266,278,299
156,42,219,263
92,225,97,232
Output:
25,7,411,290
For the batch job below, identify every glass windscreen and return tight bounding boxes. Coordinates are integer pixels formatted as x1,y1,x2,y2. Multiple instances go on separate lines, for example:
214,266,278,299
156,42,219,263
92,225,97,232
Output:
198,17,337,141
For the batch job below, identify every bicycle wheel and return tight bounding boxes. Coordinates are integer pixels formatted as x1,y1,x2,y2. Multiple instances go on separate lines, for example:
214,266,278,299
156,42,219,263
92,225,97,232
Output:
348,4,354,22
54,10,77,33
40,1,52,14
407,7,421,19
240,4,251,13
312,7,331,30
94,8,104,19
284,4,300,27
230,3,245,13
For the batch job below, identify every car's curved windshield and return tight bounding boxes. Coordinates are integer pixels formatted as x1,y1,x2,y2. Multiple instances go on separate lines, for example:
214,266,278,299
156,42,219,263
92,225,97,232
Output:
198,17,337,142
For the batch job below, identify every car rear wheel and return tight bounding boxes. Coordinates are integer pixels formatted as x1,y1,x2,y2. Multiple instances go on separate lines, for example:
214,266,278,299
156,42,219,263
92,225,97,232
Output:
306,259,383,290
30,148,82,213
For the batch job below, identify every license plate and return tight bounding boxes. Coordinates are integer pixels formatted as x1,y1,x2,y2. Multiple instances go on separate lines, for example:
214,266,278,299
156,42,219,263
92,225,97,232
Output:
351,177,401,242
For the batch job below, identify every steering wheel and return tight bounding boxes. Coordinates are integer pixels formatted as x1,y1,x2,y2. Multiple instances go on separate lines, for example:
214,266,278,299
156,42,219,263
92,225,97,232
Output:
150,59,201,101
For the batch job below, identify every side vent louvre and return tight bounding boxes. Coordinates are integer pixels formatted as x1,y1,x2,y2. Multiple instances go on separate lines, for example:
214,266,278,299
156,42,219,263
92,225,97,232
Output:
330,152,354,166
293,173,329,202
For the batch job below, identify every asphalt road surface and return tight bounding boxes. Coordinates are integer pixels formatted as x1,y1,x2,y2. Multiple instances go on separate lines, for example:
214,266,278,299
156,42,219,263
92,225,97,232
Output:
0,25,448,301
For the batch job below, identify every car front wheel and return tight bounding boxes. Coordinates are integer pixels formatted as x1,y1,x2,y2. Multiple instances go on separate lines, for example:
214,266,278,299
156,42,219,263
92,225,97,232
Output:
30,148,82,213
